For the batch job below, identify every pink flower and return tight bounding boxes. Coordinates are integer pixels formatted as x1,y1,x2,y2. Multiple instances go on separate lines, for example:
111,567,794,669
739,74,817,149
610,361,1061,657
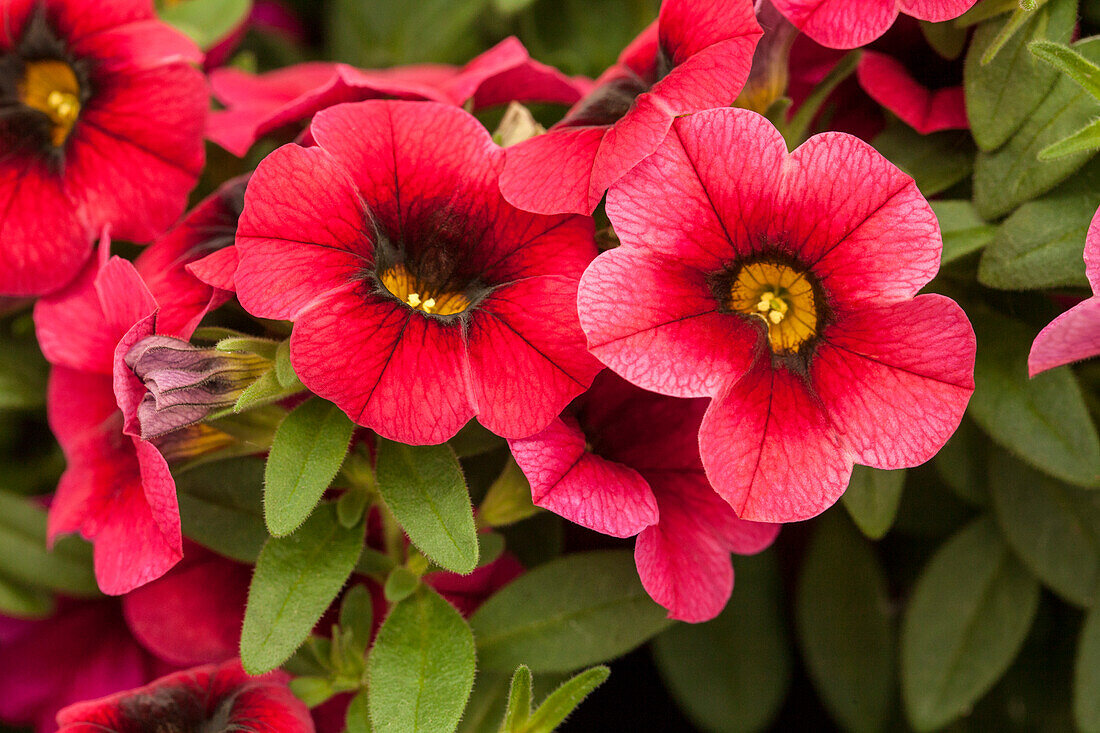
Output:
233,100,602,444
207,36,588,156
772,0,977,50
1029,205,1100,376
578,108,976,523
0,0,206,296
499,0,761,215
56,659,314,732
509,371,778,621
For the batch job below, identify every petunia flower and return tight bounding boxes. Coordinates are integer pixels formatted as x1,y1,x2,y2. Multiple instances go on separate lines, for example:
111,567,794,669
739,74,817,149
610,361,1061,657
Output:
55,659,314,732
772,0,977,50
578,108,975,523
1028,205,1100,376
509,371,779,622
499,0,762,216
207,36,588,157
0,0,207,296
233,100,603,444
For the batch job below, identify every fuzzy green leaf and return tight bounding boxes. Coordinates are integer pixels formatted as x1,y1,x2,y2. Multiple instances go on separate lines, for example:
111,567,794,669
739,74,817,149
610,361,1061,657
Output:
931,201,997,265
934,418,990,506
901,517,1040,731
375,439,478,575
524,666,609,733
157,0,251,49
1077,604,1100,732
842,466,906,540
340,584,374,658
347,690,372,733
501,665,532,732
240,503,364,674
0,572,54,618
384,566,421,604
0,336,47,410
872,123,975,197
175,458,269,563
471,551,670,673
264,398,355,536
367,586,476,733
1030,39,1100,99
0,491,99,596
1039,116,1100,160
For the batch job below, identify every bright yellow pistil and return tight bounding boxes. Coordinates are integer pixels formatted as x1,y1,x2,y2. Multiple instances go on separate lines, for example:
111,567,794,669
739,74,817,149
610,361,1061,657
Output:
380,264,470,316
18,59,81,147
728,261,818,354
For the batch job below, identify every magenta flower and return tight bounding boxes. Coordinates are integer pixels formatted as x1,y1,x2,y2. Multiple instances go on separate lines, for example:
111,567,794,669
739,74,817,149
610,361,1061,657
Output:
578,108,976,523
56,659,314,732
772,0,977,50
509,371,778,621
0,0,207,296
1029,205,1100,376
207,36,588,156
499,0,761,216
233,100,602,444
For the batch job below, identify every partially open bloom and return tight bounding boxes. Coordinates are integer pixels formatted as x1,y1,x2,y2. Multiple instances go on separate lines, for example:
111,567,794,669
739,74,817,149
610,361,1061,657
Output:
579,108,975,523
499,0,761,216
1029,205,1100,376
207,36,588,156
0,0,207,296
233,100,602,444
509,371,779,621
772,0,977,50
56,659,313,732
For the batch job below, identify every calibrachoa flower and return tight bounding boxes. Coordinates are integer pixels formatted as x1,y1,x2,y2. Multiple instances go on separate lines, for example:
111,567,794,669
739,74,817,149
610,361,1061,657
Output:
579,108,976,523
509,371,779,621
55,659,314,732
499,0,762,216
207,36,588,157
0,0,207,296
772,0,977,50
233,100,603,444
1029,205,1100,376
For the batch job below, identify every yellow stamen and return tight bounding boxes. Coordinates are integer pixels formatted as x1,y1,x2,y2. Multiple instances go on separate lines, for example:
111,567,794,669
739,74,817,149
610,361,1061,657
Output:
19,60,81,147
728,261,818,354
380,264,470,316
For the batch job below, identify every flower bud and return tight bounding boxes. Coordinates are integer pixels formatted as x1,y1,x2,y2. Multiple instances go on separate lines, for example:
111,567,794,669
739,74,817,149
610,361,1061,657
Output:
735,0,798,115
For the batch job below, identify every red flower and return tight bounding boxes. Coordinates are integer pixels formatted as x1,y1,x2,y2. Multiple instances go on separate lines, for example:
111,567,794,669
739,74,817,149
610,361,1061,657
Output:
233,100,602,444
0,0,206,296
772,0,976,50
55,659,314,732
499,0,761,216
509,371,778,621
207,36,588,156
578,108,976,523
1029,205,1100,376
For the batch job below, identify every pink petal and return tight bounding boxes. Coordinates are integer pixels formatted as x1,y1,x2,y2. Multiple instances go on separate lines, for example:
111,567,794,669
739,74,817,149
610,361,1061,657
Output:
813,294,975,469
899,0,978,22
857,51,967,134
589,94,676,211
187,246,239,293
1028,297,1100,376
508,416,659,537
658,0,761,63
54,0,156,42
35,257,115,374
772,0,898,49
47,368,118,453
699,362,851,523
70,19,203,72
1085,203,1100,291
499,126,607,216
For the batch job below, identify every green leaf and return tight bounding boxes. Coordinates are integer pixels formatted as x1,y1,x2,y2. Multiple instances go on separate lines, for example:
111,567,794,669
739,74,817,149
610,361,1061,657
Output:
175,457,269,563
1039,116,1100,160
0,335,47,410
652,551,791,733
524,666,609,733
375,439,478,575
0,572,54,618
264,398,355,536
989,452,1100,607
1030,39,1100,100
479,459,538,528
384,566,421,604
1077,604,1100,732
968,310,1100,487
347,690,372,733
240,503,364,674
0,491,99,596
933,417,990,506
872,122,975,197
471,550,671,673
157,0,251,49
796,512,895,733
492,0,537,13
368,586,476,733
901,516,1040,731
338,488,370,529
289,676,338,707
786,50,861,145
340,584,374,658
931,201,997,265
458,673,512,733
842,466,906,540
964,0,1077,151
921,19,968,60
274,338,298,387
356,547,398,576
326,0,489,68
973,36,1100,220
501,665,532,732
233,369,284,412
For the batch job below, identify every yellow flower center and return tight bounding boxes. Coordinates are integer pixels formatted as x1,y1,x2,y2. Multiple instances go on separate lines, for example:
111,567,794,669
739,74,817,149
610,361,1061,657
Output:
380,264,470,316
728,261,818,354
18,59,81,147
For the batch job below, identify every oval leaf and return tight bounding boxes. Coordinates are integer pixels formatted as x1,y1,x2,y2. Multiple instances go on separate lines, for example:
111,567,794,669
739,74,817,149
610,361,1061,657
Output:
842,466,906,540
471,551,670,673
796,512,895,733
265,398,355,537
1076,604,1100,732
375,439,478,575
901,517,1040,732
0,490,98,597
176,457,269,563
368,586,475,733
240,503,364,674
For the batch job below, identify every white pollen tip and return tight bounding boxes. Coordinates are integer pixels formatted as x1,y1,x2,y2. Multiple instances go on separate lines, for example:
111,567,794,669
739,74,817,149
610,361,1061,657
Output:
768,310,784,324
